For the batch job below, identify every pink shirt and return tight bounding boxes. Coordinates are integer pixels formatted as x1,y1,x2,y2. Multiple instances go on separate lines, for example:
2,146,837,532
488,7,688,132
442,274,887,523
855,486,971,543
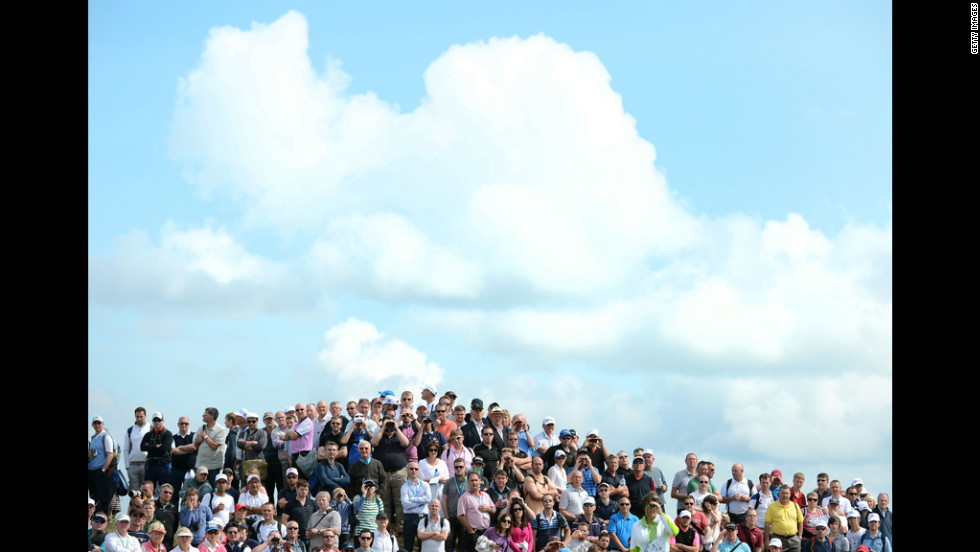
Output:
509,524,534,552
457,490,493,531
292,418,314,453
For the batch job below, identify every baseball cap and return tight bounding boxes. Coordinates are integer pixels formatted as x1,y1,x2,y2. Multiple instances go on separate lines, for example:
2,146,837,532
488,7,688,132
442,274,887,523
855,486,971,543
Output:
542,416,556,425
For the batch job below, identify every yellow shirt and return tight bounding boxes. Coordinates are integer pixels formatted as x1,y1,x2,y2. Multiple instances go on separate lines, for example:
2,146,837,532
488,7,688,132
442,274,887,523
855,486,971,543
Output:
764,500,802,536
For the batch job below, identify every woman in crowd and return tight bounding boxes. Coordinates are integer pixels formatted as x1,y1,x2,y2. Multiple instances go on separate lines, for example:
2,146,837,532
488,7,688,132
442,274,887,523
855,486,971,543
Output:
629,495,678,552
802,493,824,540
143,521,169,552
173,527,197,552
420,441,450,504
548,451,568,494
701,494,723,550
482,512,513,550
507,499,534,552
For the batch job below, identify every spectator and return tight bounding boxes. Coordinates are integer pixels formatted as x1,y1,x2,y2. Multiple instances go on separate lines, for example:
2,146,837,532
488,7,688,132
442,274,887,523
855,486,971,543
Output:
143,521,168,552
141,411,174,491
402,460,433,552
352,478,385,533
89,416,116,515
307,490,342,550
171,418,198,499
531,493,570,551
482,513,513,550
418,498,451,552
507,498,534,552
628,495,677,552
125,407,152,493
457,470,494,552
179,487,213,547
669,510,700,552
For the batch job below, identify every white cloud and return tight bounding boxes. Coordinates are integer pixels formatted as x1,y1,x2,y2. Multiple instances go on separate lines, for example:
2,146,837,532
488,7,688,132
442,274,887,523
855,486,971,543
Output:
315,317,443,393
88,222,305,314
170,14,700,297
310,213,484,299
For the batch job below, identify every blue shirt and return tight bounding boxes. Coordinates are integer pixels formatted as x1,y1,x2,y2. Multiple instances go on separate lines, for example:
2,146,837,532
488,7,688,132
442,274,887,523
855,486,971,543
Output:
607,511,638,549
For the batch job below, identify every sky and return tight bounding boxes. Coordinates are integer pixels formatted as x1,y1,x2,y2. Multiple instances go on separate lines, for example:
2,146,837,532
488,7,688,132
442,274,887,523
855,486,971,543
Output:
89,1,892,508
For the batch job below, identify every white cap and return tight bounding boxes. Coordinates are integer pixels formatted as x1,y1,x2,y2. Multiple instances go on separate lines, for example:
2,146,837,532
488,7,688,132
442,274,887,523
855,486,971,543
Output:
542,416,556,426
643,449,654,456
151,412,164,421
769,538,782,549
286,467,299,476
422,385,438,394
215,474,228,482
850,478,863,486
382,396,398,405
115,513,131,523
586,428,600,437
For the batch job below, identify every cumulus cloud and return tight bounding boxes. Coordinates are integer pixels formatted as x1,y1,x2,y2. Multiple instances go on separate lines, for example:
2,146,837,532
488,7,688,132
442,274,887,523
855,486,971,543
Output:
88,221,306,314
315,317,443,394
170,11,700,298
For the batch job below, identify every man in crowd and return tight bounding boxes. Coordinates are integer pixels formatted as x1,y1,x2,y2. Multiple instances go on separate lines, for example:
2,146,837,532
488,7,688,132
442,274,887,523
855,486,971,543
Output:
125,407,152,493
170,416,198,493
820,481,853,516
442,458,470,552
237,412,269,485
140,411,173,490
88,415,115,515
671,453,698,515
606,497,637,552
180,467,214,506
349,440,387,499
736,509,764,552
625,457,655,519
640,450,667,505
262,412,288,504
283,479,317,548
402,460,433,552
764,486,803,552
871,493,891,545
722,463,753,524
239,473,268,526
534,417,560,457
371,412,410,531
461,399,488,448
457,470,494,552
174,407,228,488
202,472,236,528
857,514,891,552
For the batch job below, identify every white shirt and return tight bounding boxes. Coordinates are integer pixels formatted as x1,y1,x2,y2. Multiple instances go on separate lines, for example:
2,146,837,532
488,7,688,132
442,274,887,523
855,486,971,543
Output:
559,486,588,518
419,515,450,552
203,492,236,526
722,478,752,515
125,422,151,464
534,431,559,454
103,531,141,552
238,490,267,524
548,465,567,492
372,530,397,552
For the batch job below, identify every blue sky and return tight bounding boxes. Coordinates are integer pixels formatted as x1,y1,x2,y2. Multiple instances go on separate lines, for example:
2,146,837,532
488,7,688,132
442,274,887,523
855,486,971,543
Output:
89,1,892,506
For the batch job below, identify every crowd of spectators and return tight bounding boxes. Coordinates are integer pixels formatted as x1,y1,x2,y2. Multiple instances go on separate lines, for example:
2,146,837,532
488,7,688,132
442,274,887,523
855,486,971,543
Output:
89,390,892,552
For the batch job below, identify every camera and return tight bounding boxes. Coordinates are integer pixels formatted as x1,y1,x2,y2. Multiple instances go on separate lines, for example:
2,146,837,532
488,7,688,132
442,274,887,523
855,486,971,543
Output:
129,490,141,498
